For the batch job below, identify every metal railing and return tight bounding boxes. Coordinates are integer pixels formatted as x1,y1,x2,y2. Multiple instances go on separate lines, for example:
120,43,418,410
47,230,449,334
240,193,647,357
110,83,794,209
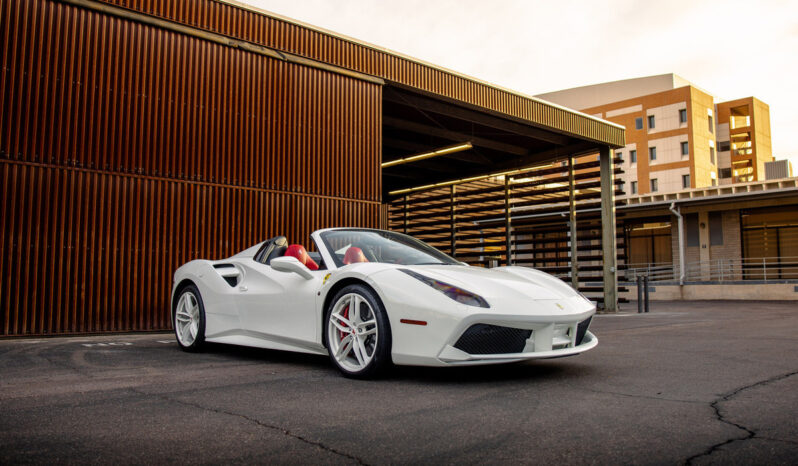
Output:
622,262,675,282
622,257,798,283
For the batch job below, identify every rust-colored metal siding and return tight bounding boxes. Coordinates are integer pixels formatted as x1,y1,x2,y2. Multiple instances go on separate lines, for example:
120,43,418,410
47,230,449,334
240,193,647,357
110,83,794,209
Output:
94,0,625,148
0,0,383,335
1,0,382,201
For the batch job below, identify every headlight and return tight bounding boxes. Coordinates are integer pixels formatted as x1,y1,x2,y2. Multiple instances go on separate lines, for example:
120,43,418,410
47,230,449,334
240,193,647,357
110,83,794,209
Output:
399,269,489,308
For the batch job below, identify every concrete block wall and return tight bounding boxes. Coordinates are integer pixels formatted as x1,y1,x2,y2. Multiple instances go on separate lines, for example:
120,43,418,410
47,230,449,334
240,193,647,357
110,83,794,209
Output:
671,208,741,279
623,283,798,301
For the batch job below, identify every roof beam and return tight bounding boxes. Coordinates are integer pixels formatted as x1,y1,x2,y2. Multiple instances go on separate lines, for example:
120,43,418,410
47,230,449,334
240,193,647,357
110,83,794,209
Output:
384,87,572,146
386,142,599,195
383,117,528,157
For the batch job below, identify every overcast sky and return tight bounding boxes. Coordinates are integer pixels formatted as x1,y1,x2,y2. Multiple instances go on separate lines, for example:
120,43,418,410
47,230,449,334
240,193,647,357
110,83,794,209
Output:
244,0,798,168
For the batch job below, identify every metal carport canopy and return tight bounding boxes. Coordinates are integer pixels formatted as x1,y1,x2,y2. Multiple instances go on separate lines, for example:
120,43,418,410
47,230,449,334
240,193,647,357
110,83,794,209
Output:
380,84,624,196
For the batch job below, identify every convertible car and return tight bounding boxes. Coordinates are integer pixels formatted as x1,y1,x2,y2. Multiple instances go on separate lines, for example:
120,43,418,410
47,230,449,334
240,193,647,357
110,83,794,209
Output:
171,228,597,378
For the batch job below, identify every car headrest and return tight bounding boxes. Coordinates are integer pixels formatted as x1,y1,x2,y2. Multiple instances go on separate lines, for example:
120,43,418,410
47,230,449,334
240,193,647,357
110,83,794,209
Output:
343,246,368,265
285,244,319,271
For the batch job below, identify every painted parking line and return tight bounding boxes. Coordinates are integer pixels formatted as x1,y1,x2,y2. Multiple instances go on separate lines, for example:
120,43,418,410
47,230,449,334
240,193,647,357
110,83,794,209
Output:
81,342,133,348
77,340,174,348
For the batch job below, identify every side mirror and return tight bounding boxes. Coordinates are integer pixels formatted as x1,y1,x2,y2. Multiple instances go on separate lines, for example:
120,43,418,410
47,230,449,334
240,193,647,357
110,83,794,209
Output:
270,256,315,280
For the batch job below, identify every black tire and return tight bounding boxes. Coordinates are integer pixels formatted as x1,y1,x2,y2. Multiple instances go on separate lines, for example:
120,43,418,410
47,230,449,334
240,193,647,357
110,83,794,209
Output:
172,284,207,352
324,284,392,379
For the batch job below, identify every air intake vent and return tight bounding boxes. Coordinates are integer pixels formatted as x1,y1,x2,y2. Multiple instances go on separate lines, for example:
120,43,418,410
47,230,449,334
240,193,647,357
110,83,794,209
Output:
454,324,532,355
213,264,240,287
575,316,592,346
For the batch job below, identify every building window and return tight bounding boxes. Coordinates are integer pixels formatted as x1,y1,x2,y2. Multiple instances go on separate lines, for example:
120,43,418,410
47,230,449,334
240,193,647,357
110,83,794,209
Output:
709,212,723,246
616,151,623,162
686,213,699,247
630,181,638,194
719,168,732,179
681,142,689,157
719,141,730,152
649,146,657,161
708,115,714,133
710,147,715,165
679,109,687,124
635,117,643,130
625,220,673,265
650,178,658,192
630,150,637,163
647,115,655,129
742,205,798,279
682,174,690,189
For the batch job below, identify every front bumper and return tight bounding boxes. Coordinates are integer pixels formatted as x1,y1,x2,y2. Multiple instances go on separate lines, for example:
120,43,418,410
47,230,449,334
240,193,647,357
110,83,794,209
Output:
375,267,598,367
388,304,597,367
437,330,597,365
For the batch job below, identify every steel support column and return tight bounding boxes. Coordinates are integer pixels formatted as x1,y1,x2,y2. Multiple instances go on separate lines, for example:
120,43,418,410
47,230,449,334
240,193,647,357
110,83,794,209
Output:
403,195,409,234
568,156,578,290
599,146,618,312
505,176,512,266
450,185,457,258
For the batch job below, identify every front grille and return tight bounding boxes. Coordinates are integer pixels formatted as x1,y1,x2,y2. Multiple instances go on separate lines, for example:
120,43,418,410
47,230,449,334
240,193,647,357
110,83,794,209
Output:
454,324,532,355
575,316,592,346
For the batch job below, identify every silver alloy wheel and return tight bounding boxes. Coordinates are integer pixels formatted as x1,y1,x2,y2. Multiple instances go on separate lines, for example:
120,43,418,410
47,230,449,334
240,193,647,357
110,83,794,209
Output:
327,292,378,372
175,291,200,346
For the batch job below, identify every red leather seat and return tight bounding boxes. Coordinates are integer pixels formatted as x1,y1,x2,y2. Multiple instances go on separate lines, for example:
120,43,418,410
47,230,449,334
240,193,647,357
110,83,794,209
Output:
284,244,319,271
343,246,368,265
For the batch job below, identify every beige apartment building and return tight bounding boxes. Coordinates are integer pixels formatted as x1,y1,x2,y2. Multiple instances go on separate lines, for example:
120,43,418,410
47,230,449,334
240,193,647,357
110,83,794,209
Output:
715,97,772,183
537,74,773,195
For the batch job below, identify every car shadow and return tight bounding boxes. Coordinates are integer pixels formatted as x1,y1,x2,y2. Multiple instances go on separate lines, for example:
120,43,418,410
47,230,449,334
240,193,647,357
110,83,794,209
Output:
200,342,595,384
388,359,596,385
201,342,330,368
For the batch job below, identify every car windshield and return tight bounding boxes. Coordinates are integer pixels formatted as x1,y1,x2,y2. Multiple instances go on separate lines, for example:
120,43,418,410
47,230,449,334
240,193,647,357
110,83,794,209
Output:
319,230,460,268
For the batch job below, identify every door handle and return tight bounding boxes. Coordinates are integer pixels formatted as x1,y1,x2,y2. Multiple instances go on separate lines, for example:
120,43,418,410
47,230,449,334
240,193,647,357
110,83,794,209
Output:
239,285,248,292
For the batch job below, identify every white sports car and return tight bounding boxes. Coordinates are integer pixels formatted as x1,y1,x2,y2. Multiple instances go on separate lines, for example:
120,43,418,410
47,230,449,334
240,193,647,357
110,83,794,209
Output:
171,228,597,378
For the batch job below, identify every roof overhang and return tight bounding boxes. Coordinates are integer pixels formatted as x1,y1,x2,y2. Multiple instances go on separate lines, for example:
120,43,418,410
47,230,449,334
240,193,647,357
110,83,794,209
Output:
381,85,618,197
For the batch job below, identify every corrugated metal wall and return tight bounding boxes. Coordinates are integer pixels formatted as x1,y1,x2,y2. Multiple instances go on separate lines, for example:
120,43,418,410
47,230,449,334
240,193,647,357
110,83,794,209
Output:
0,0,383,335
94,0,625,148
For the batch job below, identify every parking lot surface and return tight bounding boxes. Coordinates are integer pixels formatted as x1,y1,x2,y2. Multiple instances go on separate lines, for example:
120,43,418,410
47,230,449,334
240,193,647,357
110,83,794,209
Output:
1,300,797,465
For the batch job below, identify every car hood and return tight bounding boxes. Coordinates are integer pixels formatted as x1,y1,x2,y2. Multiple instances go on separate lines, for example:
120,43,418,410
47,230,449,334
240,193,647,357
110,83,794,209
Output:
401,264,576,301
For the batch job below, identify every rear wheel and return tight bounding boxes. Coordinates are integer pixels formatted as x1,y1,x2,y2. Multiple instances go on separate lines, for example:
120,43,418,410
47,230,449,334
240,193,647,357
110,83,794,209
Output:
325,284,391,379
173,285,206,352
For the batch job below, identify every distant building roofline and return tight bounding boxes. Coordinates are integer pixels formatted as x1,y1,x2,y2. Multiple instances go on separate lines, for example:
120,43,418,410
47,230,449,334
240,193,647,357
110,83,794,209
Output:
535,73,715,110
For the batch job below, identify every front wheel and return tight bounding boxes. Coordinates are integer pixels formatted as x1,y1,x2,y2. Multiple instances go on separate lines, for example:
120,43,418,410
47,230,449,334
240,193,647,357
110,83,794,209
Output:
325,284,392,379
173,284,206,352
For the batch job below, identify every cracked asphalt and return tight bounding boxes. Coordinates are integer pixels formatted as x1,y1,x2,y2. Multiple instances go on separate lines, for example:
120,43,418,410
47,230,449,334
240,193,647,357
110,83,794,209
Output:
1,300,797,465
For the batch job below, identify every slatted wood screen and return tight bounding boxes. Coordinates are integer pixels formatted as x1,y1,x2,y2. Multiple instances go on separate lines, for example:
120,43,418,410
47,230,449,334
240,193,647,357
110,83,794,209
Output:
388,158,627,303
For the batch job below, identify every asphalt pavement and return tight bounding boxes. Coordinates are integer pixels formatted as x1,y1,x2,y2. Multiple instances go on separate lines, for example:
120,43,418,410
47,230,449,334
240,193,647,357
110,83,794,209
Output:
1,300,797,465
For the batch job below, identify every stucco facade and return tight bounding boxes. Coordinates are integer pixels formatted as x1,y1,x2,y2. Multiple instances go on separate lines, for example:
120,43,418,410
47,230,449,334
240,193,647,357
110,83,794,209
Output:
537,74,773,195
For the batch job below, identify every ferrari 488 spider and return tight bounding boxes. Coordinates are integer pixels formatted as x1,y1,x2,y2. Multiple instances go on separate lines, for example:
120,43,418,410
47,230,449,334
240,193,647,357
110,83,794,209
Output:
171,228,597,378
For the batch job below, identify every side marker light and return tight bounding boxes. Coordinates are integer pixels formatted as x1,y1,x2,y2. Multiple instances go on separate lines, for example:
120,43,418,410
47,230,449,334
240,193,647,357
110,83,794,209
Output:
400,319,428,326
